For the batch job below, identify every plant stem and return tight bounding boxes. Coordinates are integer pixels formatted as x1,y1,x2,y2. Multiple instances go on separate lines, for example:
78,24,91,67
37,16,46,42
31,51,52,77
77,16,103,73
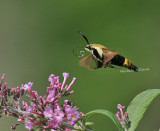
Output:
124,127,128,131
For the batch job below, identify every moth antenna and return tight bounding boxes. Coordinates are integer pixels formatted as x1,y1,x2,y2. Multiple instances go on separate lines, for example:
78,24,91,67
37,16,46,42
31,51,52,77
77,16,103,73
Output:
77,30,90,44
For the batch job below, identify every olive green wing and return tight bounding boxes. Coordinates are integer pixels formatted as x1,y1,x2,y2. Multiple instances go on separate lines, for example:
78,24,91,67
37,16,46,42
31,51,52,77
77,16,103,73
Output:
102,48,118,67
79,54,103,70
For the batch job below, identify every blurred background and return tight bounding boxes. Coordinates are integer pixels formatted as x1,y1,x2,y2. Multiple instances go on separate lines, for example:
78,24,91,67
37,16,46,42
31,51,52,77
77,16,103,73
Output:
0,0,160,130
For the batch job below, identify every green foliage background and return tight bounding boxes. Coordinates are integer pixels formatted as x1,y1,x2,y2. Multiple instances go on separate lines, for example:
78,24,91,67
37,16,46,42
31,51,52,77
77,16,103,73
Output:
0,0,160,130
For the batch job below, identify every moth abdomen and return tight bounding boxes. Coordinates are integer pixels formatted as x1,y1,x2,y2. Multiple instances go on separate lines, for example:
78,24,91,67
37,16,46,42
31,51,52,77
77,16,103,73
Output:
110,54,125,66
111,54,138,72
128,64,138,72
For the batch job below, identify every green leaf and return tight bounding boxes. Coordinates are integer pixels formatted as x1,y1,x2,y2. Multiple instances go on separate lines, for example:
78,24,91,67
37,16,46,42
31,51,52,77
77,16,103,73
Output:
127,89,160,131
84,109,123,131
85,122,94,130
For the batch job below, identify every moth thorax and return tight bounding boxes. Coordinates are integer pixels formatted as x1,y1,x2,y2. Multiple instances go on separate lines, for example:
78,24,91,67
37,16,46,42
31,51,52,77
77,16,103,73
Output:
93,47,103,58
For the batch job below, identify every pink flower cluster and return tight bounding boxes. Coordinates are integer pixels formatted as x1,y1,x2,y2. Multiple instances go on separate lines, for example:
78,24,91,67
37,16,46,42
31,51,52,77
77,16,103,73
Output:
0,73,83,130
115,104,129,130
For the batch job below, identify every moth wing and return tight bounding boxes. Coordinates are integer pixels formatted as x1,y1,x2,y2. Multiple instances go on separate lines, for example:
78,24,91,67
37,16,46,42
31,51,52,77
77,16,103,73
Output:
79,54,102,70
102,48,118,67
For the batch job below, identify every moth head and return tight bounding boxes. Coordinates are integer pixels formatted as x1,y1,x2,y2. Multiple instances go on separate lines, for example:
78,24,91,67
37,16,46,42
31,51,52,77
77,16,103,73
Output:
84,44,94,53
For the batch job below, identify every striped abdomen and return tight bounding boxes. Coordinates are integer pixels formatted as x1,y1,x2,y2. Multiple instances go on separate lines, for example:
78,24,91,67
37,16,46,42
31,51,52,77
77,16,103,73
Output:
110,54,138,72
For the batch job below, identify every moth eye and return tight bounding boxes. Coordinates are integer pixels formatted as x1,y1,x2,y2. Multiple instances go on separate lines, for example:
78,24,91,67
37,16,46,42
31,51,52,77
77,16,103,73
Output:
86,46,93,50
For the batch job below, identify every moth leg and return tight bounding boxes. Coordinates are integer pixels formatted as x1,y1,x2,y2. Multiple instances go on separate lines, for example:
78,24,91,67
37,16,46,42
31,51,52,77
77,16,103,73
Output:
108,64,120,69
108,64,115,68
104,61,111,68
95,61,103,69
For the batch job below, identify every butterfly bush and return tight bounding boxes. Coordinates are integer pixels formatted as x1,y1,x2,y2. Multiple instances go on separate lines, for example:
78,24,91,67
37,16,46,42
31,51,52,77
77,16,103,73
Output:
0,73,84,131
116,104,129,131
1,72,156,131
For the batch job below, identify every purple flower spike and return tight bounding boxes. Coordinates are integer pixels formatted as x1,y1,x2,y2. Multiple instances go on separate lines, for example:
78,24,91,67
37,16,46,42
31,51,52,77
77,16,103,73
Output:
23,82,33,91
117,104,125,110
117,104,125,118
0,73,82,130
46,90,55,102
63,72,69,79
64,105,72,114
115,112,120,120
26,106,33,114
43,106,53,118
115,104,129,130
53,109,64,122
56,76,59,83
17,116,23,123
54,77,57,83
49,74,55,84
11,125,16,130
1,74,5,81
68,90,74,95
61,72,69,90
67,109,80,122
125,112,128,118
64,99,69,104
52,120,59,128
25,121,32,130
66,77,76,91
30,101,36,107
